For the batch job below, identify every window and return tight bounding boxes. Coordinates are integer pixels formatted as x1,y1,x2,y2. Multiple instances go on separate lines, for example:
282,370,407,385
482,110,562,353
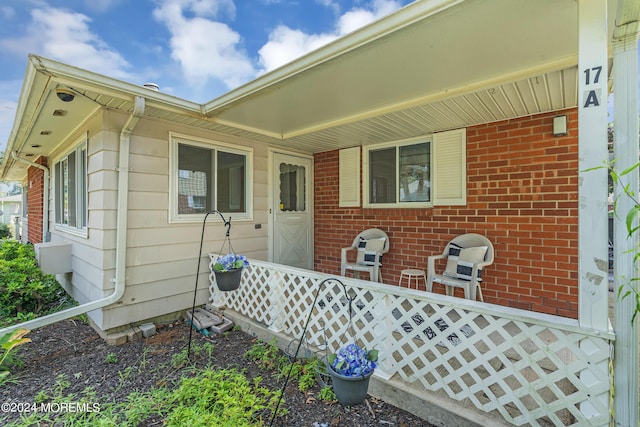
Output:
54,136,87,232
362,129,467,207
278,162,306,211
365,139,431,207
170,134,252,221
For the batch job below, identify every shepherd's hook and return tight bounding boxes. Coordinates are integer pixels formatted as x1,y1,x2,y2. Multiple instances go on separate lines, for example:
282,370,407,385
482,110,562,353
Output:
187,210,231,358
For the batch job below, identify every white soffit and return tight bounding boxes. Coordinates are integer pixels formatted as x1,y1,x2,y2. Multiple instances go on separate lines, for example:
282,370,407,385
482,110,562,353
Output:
205,0,585,146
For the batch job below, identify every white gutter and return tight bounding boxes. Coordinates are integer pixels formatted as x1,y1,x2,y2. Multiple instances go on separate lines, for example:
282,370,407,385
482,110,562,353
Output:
10,152,49,243
0,96,145,336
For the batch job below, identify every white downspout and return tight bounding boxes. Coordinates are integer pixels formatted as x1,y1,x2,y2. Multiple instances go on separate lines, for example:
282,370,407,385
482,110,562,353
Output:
10,152,49,243
0,96,146,336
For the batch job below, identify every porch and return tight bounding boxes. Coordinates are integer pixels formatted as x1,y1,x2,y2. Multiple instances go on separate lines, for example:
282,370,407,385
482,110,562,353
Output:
210,259,613,427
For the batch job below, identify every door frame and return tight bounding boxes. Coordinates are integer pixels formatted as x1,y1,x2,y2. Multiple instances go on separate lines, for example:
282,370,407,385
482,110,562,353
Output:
268,149,314,268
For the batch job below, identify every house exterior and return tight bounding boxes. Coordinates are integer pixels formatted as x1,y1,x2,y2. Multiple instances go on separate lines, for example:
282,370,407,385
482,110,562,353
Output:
0,0,638,423
0,0,626,331
0,193,22,226
314,109,581,317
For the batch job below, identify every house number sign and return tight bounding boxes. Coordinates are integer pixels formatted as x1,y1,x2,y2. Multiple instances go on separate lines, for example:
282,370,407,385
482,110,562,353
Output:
582,65,603,108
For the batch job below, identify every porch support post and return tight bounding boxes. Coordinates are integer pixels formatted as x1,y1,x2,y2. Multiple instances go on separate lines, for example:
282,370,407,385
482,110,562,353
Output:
612,18,640,427
577,0,610,422
577,0,610,332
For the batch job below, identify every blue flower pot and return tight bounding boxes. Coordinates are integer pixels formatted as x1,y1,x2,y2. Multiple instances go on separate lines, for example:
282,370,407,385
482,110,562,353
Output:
325,358,373,406
214,268,243,291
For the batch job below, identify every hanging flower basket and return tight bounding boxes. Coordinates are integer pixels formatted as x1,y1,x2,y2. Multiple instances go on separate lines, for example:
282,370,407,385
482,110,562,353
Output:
326,362,374,406
214,268,243,291
213,253,249,292
325,343,379,406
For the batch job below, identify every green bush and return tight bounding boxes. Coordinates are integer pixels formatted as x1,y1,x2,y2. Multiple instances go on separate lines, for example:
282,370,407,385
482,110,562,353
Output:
0,328,30,382
0,224,10,239
0,240,76,328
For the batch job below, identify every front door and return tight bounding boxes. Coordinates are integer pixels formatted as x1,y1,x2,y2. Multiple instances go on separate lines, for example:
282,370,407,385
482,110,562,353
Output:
272,152,313,269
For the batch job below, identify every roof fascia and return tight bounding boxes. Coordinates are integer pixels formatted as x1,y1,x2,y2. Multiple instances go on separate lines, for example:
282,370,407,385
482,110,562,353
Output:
0,59,46,180
28,55,204,115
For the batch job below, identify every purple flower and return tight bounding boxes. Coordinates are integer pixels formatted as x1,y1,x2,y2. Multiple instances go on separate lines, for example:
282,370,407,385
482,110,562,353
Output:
213,253,249,272
328,343,378,377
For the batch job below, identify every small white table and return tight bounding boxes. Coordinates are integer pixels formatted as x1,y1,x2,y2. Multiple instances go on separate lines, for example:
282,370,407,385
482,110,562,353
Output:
399,269,427,290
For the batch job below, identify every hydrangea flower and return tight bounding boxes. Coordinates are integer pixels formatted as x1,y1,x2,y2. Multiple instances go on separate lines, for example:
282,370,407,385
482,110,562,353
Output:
327,343,378,377
213,253,249,272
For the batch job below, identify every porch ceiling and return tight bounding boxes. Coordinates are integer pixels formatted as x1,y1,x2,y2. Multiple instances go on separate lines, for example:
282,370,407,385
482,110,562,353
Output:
205,0,588,150
0,0,621,181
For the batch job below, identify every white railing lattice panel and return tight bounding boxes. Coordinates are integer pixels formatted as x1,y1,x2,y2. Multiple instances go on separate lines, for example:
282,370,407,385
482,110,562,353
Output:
209,259,613,427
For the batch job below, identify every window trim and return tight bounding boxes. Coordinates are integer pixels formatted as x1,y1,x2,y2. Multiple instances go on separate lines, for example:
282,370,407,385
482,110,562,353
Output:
168,132,254,223
363,135,433,209
53,133,88,237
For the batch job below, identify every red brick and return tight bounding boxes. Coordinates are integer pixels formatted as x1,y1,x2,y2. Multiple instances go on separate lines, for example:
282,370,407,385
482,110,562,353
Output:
313,109,580,319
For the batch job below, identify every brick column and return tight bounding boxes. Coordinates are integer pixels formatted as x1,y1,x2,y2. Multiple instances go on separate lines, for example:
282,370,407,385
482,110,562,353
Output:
26,157,48,244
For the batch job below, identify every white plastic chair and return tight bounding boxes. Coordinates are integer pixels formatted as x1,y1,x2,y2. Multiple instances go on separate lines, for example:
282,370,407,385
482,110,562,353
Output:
427,233,494,301
340,228,390,282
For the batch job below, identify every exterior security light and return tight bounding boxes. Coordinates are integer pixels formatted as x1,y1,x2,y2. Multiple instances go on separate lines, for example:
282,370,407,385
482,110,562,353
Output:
56,89,75,102
553,115,567,137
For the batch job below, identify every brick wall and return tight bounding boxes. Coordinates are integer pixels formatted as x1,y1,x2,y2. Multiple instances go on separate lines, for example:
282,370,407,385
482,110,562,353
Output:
314,108,579,318
26,157,48,244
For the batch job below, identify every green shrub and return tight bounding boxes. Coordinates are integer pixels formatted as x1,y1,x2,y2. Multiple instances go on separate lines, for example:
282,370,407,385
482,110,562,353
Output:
0,328,31,382
0,240,76,328
0,239,33,261
164,368,283,426
105,352,119,364
0,224,11,239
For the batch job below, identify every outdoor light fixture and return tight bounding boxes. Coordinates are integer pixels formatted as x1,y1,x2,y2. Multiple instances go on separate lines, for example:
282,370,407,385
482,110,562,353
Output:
553,115,567,137
56,88,75,102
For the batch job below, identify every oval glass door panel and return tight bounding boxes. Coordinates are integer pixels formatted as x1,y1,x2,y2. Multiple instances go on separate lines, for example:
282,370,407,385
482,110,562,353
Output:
273,154,313,269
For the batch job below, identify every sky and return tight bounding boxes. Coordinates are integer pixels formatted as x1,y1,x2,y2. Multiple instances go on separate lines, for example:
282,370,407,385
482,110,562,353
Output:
0,0,414,152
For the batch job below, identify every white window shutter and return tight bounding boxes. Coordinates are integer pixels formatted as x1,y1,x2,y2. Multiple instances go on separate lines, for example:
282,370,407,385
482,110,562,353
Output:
433,128,466,206
339,147,360,207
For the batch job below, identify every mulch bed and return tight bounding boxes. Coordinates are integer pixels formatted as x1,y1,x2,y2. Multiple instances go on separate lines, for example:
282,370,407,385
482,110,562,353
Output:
0,318,436,426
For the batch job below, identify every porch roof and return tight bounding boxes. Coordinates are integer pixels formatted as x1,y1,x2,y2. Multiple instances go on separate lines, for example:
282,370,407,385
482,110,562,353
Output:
0,0,630,181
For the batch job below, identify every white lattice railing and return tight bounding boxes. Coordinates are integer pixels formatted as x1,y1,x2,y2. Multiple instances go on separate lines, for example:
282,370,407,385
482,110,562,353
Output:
209,258,613,427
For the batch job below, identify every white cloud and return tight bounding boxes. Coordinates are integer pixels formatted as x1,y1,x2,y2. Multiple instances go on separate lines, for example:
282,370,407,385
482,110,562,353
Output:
0,102,17,151
0,80,22,153
315,0,340,15
0,7,132,80
314,0,403,30
153,0,254,90
153,0,236,22
337,0,403,35
258,26,337,72
258,0,404,73
82,0,123,13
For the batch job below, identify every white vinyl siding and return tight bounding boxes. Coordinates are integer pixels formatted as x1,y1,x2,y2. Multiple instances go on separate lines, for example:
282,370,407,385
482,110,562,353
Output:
339,147,360,207
54,134,88,234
